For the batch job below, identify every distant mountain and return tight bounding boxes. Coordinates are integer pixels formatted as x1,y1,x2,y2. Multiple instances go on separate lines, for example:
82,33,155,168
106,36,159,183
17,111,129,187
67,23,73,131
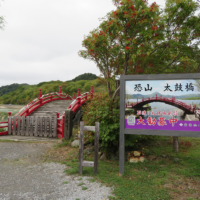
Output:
72,73,98,82
128,92,200,99
0,83,28,97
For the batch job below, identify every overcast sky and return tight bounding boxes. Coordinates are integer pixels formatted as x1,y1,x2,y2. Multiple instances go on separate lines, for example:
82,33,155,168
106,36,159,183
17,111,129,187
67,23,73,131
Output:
0,0,183,87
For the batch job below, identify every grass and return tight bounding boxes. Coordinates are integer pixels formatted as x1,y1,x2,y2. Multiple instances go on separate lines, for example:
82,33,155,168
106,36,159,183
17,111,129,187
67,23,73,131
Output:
63,181,68,184
82,187,88,190
77,182,85,186
43,135,200,200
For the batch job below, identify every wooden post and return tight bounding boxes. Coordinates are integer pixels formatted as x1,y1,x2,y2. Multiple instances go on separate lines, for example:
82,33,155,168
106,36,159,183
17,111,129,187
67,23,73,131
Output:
34,116,38,136
13,116,16,135
79,121,84,174
94,122,99,174
61,116,64,138
173,136,179,152
26,116,30,136
79,121,99,174
64,110,73,140
17,117,21,135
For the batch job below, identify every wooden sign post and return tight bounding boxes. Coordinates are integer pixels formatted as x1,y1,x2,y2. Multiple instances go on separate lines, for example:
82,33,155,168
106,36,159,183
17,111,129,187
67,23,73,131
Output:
79,121,99,174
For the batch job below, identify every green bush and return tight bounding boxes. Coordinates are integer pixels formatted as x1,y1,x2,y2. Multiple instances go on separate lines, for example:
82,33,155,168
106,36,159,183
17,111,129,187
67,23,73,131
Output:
82,93,157,153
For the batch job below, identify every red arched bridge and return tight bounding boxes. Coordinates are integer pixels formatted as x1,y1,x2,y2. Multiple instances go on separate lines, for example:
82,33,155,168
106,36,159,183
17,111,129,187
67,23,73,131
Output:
0,86,94,139
126,94,198,114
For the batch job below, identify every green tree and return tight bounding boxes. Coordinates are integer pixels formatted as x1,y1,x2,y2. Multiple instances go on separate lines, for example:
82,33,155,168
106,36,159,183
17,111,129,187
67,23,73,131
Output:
72,73,97,81
79,0,200,101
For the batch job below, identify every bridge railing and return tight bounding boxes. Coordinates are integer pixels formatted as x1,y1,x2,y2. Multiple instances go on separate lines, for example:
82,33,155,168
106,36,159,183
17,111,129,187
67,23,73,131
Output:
0,121,8,135
57,87,94,139
0,112,11,136
57,113,64,139
15,87,73,117
0,86,94,139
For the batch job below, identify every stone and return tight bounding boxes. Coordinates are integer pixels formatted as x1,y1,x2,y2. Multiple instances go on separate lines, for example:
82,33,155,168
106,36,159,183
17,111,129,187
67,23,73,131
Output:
139,156,146,162
100,153,107,161
161,154,167,158
148,155,157,161
134,151,141,157
174,158,180,162
129,157,139,163
71,140,79,147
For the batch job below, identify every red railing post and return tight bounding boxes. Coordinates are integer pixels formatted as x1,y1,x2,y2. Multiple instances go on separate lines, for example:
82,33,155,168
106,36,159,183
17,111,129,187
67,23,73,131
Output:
77,88,81,97
156,94,157,99
90,86,93,99
8,112,11,117
77,89,81,104
73,93,76,99
62,115,65,138
85,93,87,100
50,93,53,101
59,86,62,94
39,89,43,105
39,89,42,98
26,106,29,115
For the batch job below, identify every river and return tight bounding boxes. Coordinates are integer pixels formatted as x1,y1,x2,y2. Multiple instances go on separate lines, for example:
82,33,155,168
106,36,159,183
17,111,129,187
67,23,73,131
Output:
0,104,25,122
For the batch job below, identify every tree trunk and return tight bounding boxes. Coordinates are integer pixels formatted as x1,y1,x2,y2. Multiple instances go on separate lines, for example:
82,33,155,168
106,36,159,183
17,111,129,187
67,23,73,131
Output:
115,80,120,97
107,81,112,98
173,136,179,152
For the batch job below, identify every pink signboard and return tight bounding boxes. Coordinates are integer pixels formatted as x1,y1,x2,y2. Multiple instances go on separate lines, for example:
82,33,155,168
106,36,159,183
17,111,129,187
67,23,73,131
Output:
125,79,200,131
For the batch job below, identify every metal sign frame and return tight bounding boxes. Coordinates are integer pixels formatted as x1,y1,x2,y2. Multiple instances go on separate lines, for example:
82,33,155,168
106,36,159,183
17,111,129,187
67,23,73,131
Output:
119,73,200,175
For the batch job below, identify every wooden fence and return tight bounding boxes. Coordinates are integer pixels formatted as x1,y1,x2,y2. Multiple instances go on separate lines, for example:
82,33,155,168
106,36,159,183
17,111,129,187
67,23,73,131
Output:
8,116,57,137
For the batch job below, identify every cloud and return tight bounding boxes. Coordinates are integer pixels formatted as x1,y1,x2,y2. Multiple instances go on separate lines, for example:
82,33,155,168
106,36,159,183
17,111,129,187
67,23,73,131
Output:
0,0,115,87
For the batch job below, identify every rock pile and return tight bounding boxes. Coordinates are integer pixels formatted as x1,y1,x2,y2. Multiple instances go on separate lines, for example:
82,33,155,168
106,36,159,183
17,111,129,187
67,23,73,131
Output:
127,151,146,163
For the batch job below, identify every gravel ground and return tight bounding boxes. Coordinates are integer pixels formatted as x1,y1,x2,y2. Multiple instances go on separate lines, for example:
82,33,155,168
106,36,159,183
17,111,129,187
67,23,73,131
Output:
0,142,114,200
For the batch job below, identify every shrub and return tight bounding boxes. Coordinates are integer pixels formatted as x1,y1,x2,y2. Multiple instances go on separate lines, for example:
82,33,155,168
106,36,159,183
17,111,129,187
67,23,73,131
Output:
82,93,157,153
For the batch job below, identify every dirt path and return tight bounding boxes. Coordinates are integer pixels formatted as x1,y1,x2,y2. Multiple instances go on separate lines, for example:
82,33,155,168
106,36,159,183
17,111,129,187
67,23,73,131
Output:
0,140,114,200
